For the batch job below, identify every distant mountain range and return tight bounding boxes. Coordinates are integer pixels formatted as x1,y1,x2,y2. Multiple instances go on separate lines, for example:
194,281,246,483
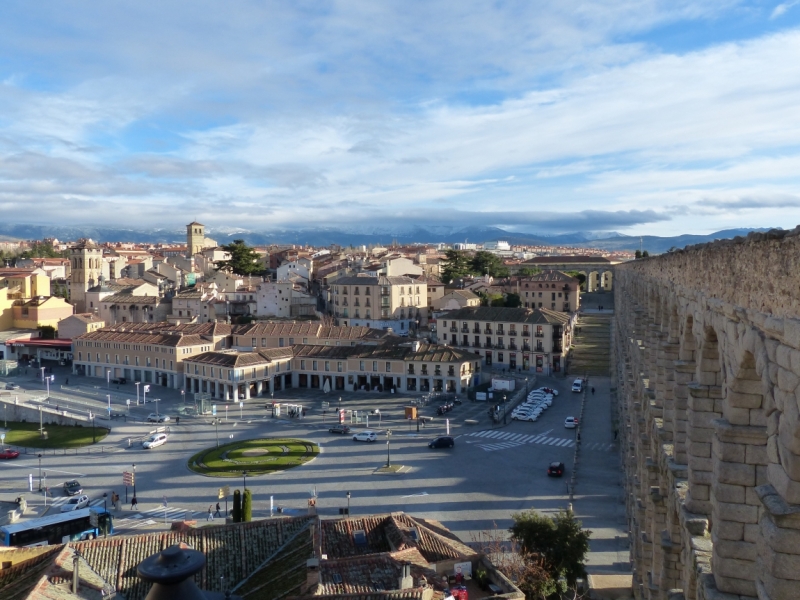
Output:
0,222,771,254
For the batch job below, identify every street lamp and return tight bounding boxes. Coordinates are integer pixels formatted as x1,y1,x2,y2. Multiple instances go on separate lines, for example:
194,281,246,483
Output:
107,394,112,418
92,412,96,443
45,375,54,398
37,453,42,491
346,491,351,515
214,419,220,447
106,369,111,390
243,471,248,491
103,492,108,512
132,463,137,497
503,394,507,424
386,429,393,467
135,382,140,405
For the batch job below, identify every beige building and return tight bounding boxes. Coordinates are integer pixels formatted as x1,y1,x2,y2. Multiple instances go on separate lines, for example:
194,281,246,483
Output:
498,270,580,312
184,347,294,400
438,306,572,374
57,313,105,339
432,289,481,312
231,321,391,350
331,275,428,333
68,239,103,313
11,296,74,329
98,293,172,326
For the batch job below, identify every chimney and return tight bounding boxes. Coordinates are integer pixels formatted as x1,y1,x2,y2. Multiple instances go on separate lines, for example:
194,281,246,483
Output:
301,558,320,594
137,544,242,600
398,562,413,590
72,554,80,594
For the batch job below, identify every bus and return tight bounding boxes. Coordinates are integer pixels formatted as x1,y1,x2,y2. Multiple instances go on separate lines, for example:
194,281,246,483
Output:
0,507,113,547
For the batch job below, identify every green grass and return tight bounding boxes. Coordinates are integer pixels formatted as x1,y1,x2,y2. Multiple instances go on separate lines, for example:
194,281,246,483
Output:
1,421,109,448
188,438,319,477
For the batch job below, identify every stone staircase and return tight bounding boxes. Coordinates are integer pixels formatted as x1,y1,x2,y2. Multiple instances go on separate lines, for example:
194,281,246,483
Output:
568,313,612,377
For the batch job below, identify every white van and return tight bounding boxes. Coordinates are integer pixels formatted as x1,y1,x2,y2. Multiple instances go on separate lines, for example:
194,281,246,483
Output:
142,433,168,449
571,379,584,393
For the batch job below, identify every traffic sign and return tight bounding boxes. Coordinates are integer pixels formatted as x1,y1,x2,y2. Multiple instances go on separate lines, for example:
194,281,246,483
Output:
218,485,230,499
122,471,134,486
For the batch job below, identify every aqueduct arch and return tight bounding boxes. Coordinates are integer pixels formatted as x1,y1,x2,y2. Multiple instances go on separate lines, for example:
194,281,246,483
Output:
615,228,800,600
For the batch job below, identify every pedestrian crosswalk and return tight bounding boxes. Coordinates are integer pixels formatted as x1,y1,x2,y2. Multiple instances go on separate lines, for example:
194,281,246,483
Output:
463,429,615,452
113,506,197,530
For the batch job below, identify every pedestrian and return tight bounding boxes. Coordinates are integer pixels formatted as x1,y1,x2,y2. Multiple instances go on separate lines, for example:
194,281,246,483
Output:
302,408,306,418
65,378,69,385
577,433,581,442
614,429,618,440
176,416,180,425
591,387,595,395
215,502,222,518
131,496,138,510
207,505,214,521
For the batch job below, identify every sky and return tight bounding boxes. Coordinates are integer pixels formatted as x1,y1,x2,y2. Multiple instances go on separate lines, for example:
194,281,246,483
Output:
1,1,800,237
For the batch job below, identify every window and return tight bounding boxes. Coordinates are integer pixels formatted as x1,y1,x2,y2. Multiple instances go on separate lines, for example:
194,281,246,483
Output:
338,361,343,372
279,338,285,347
261,338,266,346
302,338,308,344
372,361,378,371
498,352,504,363
325,361,330,371
385,362,391,373
360,361,365,371
300,360,306,370
252,338,257,346
312,361,318,370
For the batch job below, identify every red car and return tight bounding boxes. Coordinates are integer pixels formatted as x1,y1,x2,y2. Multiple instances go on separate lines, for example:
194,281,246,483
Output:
0,449,20,460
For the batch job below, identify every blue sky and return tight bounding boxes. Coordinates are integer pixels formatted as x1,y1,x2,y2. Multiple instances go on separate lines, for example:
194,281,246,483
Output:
1,1,800,237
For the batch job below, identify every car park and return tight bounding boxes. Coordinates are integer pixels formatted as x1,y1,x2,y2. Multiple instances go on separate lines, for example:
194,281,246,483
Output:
547,462,565,477
537,387,558,396
146,413,170,423
428,436,455,448
60,494,90,512
328,424,351,434
564,416,579,429
0,449,20,459
352,431,378,443
571,379,584,393
64,480,83,496
142,433,168,449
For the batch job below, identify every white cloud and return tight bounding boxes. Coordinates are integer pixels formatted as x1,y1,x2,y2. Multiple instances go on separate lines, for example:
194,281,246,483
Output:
771,1,800,19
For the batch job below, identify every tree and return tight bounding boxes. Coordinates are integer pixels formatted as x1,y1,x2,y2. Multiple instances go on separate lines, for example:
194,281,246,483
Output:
20,242,65,259
505,293,522,308
242,489,252,522
38,325,56,340
471,251,509,278
510,509,592,593
634,250,642,259
216,240,263,275
518,266,541,277
565,270,586,290
441,250,473,284
232,489,242,523
642,250,650,257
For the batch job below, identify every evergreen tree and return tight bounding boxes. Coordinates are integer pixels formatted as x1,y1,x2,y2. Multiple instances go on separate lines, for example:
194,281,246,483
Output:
518,266,540,277
242,489,252,522
471,251,509,278
216,240,263,275
440,249,473,284
232,489,242,523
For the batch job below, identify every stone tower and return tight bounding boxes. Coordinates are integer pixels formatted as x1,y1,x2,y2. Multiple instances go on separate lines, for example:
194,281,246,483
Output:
69,239,102,313
187,221,205,257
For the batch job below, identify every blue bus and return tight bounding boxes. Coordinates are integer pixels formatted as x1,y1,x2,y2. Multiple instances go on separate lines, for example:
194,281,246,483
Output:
0,507,113,547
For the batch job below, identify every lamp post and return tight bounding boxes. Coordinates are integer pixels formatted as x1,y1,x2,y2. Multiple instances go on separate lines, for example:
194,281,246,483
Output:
103,492,108,512
40,366,46,381
106,369,111,390
214,419,220,448
132,463,137,497
386,429,393,467
92,413,96,443
45,375,54,399
346,491,351,515
103,493,108,538
181,390,185,405
37,453,42,491
107,394,112,418
243,471,248,491
135,382,140,405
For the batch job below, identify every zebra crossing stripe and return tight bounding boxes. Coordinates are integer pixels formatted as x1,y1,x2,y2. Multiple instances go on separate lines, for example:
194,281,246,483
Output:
557,439,572,446
508,434,525,441
547,438,561,445
474,431,494,438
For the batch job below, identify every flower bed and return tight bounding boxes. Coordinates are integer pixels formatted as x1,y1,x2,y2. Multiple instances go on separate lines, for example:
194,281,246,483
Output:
188,438,319,477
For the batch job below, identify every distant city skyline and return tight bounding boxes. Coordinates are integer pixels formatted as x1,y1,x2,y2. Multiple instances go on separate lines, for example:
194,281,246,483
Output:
1,2,800,236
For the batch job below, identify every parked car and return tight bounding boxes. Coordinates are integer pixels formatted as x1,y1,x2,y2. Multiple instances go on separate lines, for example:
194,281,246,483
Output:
64,480,83,496
428,436,455,448
328,424,351,435
60,494,90,512
515,413,539,422
571,379,584,393
352,431,378,443
547,462,565,477
537,387,559,396
564,416,579,429
146,413,170,423
0,448,20,459
5,383,20,390
143,433,168,449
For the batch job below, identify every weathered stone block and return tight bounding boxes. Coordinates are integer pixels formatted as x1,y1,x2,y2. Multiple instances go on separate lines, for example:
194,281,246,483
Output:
690,456,713,473
690,441,712,459
712,482,745,504
749,409,768,427
690,427,714,443
783,318,800,351
710,572,757,597
691,484,710,501
713,519,744,541
727,390,763,409
690,396,715,412
760,514,800,554
713,556,757,581
715,501,759,524
767,436,779,463
746,444,769,466
745,486,762,506
690,410,720,429
777,367,800,393
713,538,758,561
760,543,800,581
743,523,760,543
768,463,800,505
717,462,756,487
725,407,751,426
732,377,766,395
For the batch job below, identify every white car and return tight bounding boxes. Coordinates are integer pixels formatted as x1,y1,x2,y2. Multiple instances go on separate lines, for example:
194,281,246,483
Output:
537,387,558,396
146,413,170,423
564,416,579,429
571,379,584,393
515,412,540,422
514,408,542,418
143,433,168,449
61,494,90,512
352,431,378,443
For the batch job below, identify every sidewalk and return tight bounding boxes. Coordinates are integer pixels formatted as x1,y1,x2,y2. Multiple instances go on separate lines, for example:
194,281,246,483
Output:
572,376,631,574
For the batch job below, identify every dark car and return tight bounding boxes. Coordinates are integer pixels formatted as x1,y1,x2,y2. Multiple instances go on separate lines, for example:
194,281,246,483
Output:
547,462,565,477
328,424,351,435
0,449,20,460
64,479,83,496
428,436,455,449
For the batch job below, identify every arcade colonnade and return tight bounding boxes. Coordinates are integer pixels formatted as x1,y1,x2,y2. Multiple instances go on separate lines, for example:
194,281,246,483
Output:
614,229,800,600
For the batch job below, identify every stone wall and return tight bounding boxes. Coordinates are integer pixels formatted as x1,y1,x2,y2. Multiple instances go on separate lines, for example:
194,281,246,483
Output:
0,397,90,428
615,227,800,600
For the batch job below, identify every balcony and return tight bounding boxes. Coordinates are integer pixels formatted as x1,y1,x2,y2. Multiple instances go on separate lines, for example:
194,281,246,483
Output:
473,328,481,334
497,330,504,336
535,345,544,352
484,342,493,349
509,344,517,351
521,331,530,337
522,344,531,351
508,330,517,336
484,329,493,335
535,333,544,338
450,327,458,332
461,327,469,333
496,343,505,349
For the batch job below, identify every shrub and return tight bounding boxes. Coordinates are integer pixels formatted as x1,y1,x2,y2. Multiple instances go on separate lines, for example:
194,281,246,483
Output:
232,489,242,523
242,489,252,522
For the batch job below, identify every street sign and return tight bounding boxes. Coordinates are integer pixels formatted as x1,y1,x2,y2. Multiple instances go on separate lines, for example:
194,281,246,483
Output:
126,399,131,406
218,485,230,499
123,471,134,486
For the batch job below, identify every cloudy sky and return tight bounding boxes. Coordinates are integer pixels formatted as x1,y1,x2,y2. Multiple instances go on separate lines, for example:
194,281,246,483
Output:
2,1,800,236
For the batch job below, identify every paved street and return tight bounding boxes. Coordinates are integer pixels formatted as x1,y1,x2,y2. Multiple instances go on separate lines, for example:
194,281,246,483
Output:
1,367,628,573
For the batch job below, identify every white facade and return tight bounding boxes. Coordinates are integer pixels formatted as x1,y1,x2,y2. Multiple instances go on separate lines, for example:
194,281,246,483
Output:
276,260,310,282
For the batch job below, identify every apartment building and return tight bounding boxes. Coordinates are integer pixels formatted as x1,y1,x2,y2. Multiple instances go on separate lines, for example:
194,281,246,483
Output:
497,270,580,312
72,322,232,388
231,321,390,350
330,275,427,332
438,306,572,374
97,293,172,326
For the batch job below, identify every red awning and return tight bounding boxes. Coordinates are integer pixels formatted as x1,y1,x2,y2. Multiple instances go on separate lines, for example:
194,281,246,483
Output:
6,338,73,348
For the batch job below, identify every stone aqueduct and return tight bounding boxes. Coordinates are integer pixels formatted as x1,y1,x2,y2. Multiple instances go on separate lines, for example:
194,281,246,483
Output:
614,228,800,600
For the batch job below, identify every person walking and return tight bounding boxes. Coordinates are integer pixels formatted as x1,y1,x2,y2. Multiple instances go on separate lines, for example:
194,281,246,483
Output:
215,502,222,518
207,505,214,522
591,387,595,395
614,429,618,440
131,496,138,510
